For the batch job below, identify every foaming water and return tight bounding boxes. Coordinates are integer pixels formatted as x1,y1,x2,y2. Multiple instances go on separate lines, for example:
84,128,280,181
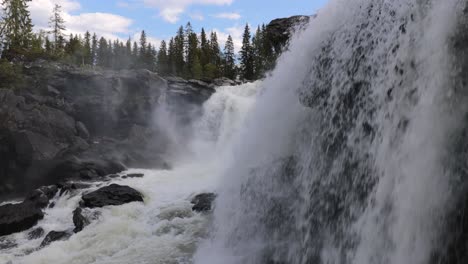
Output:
195,1,468,264
0,83,260,264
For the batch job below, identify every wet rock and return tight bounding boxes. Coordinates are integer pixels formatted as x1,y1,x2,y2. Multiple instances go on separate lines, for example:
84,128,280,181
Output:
0,202,44,236
265,15,311,54
28,227,45,239
125,173,144,178
73,208,90,233
191,193,217,212
81,184,144,208
75,121,90,140
23,185,58,209
40,231,71,247
58,182,91,196
0,239,17,250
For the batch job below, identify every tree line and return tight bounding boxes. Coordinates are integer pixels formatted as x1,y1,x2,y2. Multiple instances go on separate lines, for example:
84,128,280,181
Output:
0,0,281,81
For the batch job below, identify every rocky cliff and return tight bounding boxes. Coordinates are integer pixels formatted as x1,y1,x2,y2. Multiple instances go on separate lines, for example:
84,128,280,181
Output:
0,62,217,199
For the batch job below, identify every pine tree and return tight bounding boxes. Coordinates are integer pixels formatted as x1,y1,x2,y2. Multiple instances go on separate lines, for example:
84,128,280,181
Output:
97,37,108,67
132,41,138,63
125,37,132,68
139,30,147,68
240,24,254,80
49,4,66,55
83,31,92,65
174,26,185,76
157,40,168,75
91,33,98,65
0,0,34,59
200,28,209,69
187,31,198,78
167,37,176,75
253,26,264,79
223,35,236,80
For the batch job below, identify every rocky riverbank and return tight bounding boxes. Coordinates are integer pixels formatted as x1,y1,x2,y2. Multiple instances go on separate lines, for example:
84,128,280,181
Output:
0,61,230,200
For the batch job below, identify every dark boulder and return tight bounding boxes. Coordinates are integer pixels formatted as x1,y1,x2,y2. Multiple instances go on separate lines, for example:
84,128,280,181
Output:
191,193,217,212
81,184,144,208
40,231,71,247
28,227,45,239
24,185,58,208
0,202,44,236
73,208,90,233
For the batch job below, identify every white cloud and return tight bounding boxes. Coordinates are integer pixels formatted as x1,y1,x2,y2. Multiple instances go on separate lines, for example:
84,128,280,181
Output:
27,0,134,40
189,12,204,21
213,12,240,20
143,0,234,23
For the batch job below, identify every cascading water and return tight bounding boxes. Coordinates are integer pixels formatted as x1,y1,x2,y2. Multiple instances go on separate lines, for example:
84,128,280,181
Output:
0,83,260,264
194,1,468,264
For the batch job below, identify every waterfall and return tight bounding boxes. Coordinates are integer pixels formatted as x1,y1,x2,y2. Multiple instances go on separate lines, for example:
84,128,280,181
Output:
194,1,468,264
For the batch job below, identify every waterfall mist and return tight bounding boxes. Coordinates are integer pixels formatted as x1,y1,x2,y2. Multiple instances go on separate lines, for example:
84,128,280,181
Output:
194,1,468,264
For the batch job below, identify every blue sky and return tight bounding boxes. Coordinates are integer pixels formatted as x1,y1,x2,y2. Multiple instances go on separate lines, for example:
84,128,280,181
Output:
28,0,328,51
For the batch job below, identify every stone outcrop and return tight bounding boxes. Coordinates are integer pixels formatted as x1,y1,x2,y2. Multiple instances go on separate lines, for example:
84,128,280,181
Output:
81,184,144,208
0,63,216,199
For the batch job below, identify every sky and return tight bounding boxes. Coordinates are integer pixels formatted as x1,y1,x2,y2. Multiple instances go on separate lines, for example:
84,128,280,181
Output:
26,0,328,52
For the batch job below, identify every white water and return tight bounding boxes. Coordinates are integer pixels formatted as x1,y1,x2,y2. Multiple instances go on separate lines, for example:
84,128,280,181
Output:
195,1,468,264
0,83,260,264
2,1,468,263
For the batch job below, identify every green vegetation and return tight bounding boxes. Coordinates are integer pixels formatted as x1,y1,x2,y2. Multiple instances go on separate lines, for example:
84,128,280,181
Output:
0,0,282,82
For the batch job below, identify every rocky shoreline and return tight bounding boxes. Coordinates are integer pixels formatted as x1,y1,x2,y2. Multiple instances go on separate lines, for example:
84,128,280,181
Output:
0,61,234,200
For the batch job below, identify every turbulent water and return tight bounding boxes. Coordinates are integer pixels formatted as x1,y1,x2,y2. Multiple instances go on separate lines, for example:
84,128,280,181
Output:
0,83,260,264
3,1,468,263
194,1,468,264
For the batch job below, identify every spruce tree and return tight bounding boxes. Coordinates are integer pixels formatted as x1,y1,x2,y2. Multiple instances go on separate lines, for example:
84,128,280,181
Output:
49,4,66,55
0,0,34,59
97,37,108,67
139,30,147,68
157,40,168,75
200,28,209,69
83,31,92,65
240,24,254,80
167,37,176,75
253,26,264,79
174,26,185,76
223,35,236,80
91,33,98,65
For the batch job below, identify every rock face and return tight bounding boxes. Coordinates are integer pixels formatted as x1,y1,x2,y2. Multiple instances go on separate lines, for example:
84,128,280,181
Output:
73,208,90,233
40,231,71,247
191,193,217,212
28,227,45,239
0,202,44,236
81,184,144,208
0,63,215,200
265,15,311,54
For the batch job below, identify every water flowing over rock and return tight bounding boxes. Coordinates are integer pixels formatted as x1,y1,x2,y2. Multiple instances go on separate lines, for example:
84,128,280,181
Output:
194,1,468,264
191,193,217,212
40,231,72,248
0,64,215,199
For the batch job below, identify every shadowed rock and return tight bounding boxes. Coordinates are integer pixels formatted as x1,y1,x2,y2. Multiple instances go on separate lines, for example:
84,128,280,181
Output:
40,231,72,247
0,202,44,236
81,184,144,208
73,208,90,233
191,193,217,212
28,227,45,240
